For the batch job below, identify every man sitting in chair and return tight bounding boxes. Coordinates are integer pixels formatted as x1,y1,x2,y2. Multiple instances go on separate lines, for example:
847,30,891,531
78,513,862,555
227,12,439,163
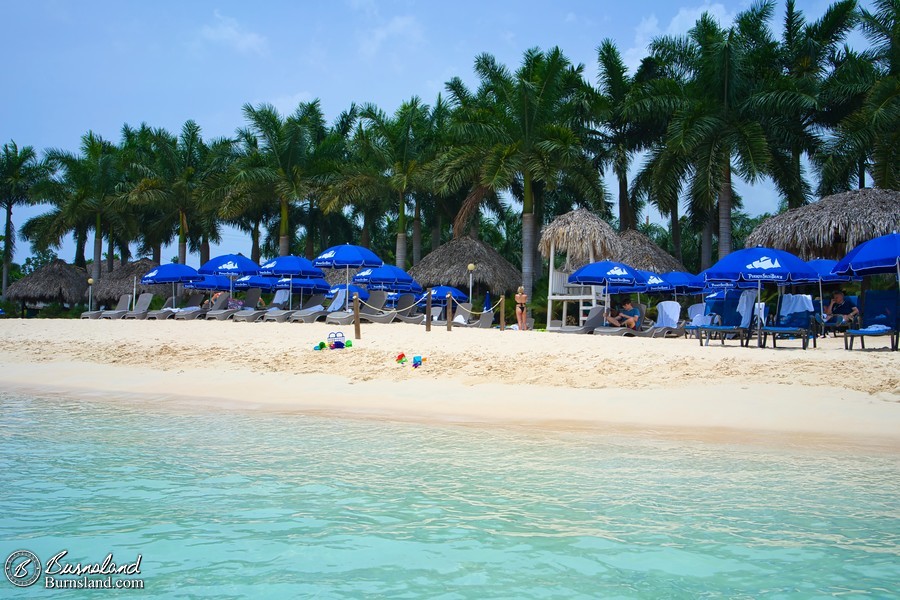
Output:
607,299,640,329
824,290,858,324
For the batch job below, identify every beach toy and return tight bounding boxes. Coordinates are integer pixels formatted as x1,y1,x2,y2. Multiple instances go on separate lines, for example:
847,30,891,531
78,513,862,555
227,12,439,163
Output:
345,340,352,348
328,332,346,349
314,341,327,351
396,352,407,364
412,355,426,368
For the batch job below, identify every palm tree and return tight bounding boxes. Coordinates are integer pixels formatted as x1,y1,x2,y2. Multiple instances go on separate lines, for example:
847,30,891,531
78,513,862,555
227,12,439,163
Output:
1,141,47,299
438,47,599,301
645,3,777,259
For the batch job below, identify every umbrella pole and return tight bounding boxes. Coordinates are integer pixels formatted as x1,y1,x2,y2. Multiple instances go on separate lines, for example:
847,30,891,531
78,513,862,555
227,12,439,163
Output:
345,266,349,311
289,275,293,311
756,280,762,348
133,276,137,311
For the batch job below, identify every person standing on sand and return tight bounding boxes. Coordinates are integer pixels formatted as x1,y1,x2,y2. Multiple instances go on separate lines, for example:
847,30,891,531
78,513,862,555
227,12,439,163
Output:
515,286,528,331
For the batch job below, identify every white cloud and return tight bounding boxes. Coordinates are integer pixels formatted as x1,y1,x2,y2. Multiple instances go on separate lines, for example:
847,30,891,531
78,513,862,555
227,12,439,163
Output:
358,15,424,60
200,10,268,56
270,91,314,115
622,3,738,71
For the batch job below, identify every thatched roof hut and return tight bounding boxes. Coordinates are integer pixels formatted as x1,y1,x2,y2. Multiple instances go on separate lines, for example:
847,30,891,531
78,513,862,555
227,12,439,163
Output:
409,236,521,294
746,188,900,259
539,209,621,271
615,229,686,273
92,258,160,304
5,259,89,305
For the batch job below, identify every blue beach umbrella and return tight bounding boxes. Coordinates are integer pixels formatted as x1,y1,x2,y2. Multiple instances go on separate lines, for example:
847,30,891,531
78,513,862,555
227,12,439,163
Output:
141,263,203,304
275,277,330,293
314,244,384,309
832,233,900,292
663,271,704,295
326,284,370,302
568,261,645,314
258,255,325,310
199,253,260,295
234,275,278,292
184,275,231,291
353,265,419,291
484,291,491,313
418,286,468,306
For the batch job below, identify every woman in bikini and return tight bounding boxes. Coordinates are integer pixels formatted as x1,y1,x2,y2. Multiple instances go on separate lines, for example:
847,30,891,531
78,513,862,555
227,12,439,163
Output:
514,286,528,331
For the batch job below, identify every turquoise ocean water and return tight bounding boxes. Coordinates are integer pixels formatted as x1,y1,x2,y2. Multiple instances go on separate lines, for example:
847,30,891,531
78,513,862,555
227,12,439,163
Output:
0,392,898,599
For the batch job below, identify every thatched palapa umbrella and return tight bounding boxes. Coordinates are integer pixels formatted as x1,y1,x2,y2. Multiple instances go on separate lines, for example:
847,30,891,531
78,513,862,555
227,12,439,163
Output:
92,258,160,306
408,236,520,295
5,260,89,311
746,188,900,260
615,229,687,273
539,209,621,270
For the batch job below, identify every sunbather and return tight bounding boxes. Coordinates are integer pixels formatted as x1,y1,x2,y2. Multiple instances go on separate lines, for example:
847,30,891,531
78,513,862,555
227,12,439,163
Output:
825,290,858,324
515,286,528,331
607,299,639,329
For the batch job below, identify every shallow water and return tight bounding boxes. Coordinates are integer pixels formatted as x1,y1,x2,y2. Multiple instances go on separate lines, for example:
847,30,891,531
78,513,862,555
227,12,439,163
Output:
0,392,898,598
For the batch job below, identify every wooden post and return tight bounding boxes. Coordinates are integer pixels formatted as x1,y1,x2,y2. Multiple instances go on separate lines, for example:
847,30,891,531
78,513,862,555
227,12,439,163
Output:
446,294,453,331
353,293,361,340
500,295,506,331
425,288,432,332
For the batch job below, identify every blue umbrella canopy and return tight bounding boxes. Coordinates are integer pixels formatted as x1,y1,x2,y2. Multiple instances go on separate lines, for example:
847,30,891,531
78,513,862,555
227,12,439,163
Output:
663,271,704,293
275,277,330,293
704,247,818,283
258,255,324,278
832,233,900,277
636,270,672,293
568,261,645,287
198,254,260,277
184,275,231,291
353,265,419,291
313,244,383,269
234,275,279,291
807,259,855,283
418,286,468,305
326,284,370,301
140,263,202,285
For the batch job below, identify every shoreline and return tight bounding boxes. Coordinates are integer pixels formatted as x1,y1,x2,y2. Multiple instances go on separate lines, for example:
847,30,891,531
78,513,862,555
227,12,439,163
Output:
0,320,897,453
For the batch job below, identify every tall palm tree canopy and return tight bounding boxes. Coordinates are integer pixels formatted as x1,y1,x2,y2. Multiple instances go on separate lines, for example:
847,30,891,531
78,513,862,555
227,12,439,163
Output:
746,188,900,259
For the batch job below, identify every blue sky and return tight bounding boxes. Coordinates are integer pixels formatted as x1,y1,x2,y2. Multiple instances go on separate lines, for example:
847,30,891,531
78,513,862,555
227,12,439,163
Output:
4,0,870,266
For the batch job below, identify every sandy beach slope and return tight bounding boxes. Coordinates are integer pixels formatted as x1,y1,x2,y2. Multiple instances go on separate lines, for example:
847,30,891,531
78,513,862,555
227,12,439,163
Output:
0,319,897,448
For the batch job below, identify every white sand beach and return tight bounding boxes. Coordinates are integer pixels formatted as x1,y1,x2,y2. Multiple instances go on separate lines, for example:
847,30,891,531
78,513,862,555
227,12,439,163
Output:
0,319,898,450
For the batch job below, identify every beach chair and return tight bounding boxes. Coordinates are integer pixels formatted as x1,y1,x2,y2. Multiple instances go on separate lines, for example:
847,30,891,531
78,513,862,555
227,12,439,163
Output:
233,294,288,323
844,289,899,351
174,292,230,320
450,302,477,327
82,294,130,319
149,293,202,320
698,290,756,346
464,310,495,328
290,289,348,323
360,293,416,324
593,302,647,336
558,305,604,334
325,291,387,325
205,288,261,321
647,300,685,338
682,302,707,338
122,293,155,320
399,305,443,324
760,294,816,349
261,293,325,323
98,294,134,319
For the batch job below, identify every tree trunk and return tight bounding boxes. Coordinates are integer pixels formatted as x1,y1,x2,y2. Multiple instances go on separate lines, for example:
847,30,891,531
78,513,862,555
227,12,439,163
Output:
92,214,102,281
250,223,261,264
521,171,536,306
152,244,161,264
788,148,803,209
74,229,87,269
2,202,11,300
431,213,441,252
199,237,210,266
412,199,422,265
305,199,317,258
617,170,630,231
106,231,114,273
718,161,733,259
701,213,714,271
119,241,130,264
360,211,371,248
395,191,407,267
670,203,682,264
858,159,866,189
468,213,479,239
279,198,290,257
178,212,188,266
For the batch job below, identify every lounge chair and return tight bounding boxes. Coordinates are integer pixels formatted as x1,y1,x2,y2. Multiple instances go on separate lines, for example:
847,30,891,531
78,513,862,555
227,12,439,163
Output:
174,292,230,320
122,293,156,320
205,288,261,321
760,294,817,349
98,294,134,320
359,293,417,324
398,305,443,324
463,310,495,328
844,290,899,351
558,305,605,334
325,291,388,325
290,290,347,323
682,302,707,338
594,302,648,336
261,294,326,323
698,290,758,346
233,290,289,323
647,300,685,338
149,293,202,320
82,294,130,319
